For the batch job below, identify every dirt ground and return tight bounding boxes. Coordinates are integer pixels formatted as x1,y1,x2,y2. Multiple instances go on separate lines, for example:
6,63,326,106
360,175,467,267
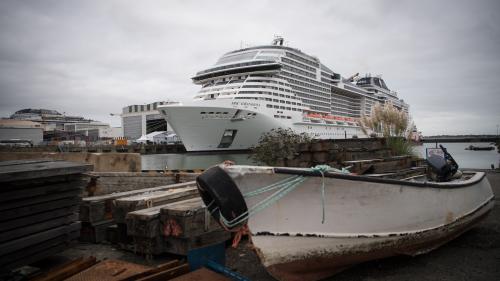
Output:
47,171,500,280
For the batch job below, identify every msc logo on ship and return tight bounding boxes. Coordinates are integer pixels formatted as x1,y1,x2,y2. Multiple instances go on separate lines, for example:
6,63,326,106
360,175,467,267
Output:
231,101,260,107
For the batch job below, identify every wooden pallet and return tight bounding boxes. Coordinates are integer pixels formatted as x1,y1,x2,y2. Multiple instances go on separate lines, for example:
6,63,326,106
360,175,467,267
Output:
0,160,90,270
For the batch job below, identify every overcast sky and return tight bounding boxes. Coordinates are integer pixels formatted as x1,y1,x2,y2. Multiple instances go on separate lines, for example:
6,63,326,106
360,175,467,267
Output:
1,0,499,136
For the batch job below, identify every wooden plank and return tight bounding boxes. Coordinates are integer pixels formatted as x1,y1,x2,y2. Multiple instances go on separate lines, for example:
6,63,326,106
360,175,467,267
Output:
0,230,79,269
0,205,78,232
80,220,115,243
1,240,76,270
0,213,77,243
112,186,199,224
0,188,81,211
125,198,202,239
160,198,221,238
0,177,88,202
0,160,92,183
80,181,196,223
118,260,180,281
31,256,98,281
134,264,189,281
0,222,80,256
65,259,152,281
0,197,80,222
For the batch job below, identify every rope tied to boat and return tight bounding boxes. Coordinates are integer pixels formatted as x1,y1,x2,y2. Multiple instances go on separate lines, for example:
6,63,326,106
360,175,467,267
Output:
311,165,329,224
207,165,351,237
310,165,351,224
208,175,307,230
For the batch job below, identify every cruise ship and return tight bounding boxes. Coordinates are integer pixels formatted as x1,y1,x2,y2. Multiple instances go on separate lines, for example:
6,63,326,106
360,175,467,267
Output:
159,37,408,151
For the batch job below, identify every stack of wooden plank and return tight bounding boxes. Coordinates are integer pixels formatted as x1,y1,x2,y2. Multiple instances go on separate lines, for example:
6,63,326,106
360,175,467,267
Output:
0,160,91,270
127,197,230,256
79,182,198,243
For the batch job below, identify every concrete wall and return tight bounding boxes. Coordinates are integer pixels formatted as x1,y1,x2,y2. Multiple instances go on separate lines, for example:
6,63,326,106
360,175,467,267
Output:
0,127,43,144
0,152,141,172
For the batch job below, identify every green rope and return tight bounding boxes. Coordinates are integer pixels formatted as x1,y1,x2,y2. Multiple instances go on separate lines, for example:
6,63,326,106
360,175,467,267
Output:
219,175,306,229
311,165,330,224
243,175,303,197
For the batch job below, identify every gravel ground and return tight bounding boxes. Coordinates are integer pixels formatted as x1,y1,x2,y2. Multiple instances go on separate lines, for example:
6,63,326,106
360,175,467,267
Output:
49,171,500,280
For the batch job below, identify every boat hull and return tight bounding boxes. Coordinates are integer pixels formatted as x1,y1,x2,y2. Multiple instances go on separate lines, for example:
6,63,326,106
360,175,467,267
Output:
255,198,493,281
202,166,495,281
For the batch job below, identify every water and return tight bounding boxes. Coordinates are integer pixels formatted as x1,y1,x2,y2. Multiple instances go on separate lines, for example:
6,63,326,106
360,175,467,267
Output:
415,142,499,169
142,142,499,170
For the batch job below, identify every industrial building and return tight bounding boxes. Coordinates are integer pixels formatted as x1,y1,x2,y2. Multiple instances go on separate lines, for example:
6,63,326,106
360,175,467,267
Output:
64,122,122,141
0,119,44,145
10,108,93,131
121,101,176,140
7,108,121,142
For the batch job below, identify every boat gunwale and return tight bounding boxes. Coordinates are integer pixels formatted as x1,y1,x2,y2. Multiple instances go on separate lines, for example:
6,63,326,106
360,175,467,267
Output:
272,167,486,189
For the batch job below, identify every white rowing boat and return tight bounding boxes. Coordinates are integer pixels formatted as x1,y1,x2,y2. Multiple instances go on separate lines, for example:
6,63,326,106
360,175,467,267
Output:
196,164,494,281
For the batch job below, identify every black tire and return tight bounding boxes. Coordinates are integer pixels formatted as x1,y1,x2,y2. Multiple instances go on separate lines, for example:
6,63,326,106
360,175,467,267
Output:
196,166,248,229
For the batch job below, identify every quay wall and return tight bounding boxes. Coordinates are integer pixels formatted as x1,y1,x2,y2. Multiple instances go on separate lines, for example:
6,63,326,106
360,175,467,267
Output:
0,152,141,172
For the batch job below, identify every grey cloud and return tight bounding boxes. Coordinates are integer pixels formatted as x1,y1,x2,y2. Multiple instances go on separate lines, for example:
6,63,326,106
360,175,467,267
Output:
0,0,499,134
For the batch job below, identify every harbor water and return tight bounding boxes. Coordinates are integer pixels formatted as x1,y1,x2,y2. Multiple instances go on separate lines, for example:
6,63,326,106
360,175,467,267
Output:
142,142,499,170
415,142,499,169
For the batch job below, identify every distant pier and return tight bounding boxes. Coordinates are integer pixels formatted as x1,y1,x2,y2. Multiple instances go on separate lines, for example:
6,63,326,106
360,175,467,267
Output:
422,135,499,143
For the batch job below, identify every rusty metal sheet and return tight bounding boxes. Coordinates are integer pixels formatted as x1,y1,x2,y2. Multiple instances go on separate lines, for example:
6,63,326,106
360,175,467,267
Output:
65,259,152,281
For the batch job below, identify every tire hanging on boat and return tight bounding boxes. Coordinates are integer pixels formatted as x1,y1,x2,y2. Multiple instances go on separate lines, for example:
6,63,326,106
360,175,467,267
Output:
196,166,248,229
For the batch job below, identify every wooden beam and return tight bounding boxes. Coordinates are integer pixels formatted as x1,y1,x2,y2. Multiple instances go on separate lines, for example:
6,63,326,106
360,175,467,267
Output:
134,264,189,281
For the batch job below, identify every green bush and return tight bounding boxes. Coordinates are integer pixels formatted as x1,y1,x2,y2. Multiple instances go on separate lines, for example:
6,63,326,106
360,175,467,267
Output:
250,128,311,166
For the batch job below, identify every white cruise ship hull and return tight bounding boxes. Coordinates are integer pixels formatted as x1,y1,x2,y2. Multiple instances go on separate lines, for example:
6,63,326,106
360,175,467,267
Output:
160,99,366,152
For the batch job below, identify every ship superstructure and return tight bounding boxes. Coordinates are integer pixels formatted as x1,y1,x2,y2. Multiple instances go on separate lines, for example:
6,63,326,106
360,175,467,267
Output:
159,37,409,151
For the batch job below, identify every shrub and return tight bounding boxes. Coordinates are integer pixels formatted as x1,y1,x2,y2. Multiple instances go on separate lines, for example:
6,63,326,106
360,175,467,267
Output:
360,102,415,156
250,128,311,166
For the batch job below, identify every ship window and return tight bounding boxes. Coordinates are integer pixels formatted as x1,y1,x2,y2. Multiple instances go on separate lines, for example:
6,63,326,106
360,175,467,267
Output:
274,105,279,109
216,112,221,114
287,116,291,119
209,112,214,114
274,115,279,118
223,112,228,114
200,112,206,114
